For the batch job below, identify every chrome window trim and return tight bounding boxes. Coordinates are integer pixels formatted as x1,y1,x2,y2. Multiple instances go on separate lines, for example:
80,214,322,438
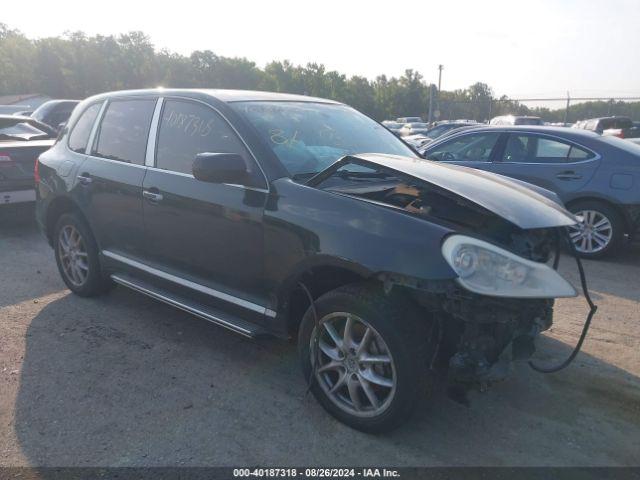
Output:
82,154,148,170
65,100,105,154
145,166,269,193
145,97,164,167
497,131,601,166
159,95,270,191
85,100,108,156
427,129,601,165
88,96,158,166
102,250,276,317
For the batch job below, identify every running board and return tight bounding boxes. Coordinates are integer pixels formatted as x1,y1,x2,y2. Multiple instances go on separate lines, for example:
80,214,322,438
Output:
110,273,266,338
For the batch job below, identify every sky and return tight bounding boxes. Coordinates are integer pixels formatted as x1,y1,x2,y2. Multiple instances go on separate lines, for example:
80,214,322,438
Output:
3,0,640,106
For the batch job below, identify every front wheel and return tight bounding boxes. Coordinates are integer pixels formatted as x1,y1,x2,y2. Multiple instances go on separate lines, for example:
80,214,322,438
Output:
567,201,624,259
298,284,431,433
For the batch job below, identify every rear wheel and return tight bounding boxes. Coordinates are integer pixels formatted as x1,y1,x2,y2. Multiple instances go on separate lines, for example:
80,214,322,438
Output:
567,201,624,259
54,213,112,296
298,283,431,433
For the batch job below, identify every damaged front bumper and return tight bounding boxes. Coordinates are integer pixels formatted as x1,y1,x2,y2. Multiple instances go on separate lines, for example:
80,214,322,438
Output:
441,291,553,386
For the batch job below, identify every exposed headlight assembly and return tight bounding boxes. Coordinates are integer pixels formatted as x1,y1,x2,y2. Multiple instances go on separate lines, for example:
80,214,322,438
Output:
441,235,576,298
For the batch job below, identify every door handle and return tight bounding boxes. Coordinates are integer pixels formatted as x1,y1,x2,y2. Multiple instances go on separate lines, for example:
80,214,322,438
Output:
556,171,582,180
77,174,92,185
143,189,163,202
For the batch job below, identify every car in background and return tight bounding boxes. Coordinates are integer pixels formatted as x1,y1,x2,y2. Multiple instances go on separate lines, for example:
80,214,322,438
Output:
12,110,34,117
576,116,640,140
398,122,430,137
489,115,542,126
381,120,403,136
402,133,431,149
424,120,479,141
421,125,640,258
31,99,80,131
36,88,579,432
396,116,422,124
0,115,57,205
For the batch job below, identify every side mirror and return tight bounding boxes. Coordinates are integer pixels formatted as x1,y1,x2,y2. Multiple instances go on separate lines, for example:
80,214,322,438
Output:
192,152,248,184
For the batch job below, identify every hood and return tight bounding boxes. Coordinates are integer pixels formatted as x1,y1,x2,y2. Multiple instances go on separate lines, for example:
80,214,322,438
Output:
336,154,577,230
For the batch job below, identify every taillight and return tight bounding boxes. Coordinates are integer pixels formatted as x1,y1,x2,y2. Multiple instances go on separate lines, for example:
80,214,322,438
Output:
0,153,13,166
617,130,626,139
34,158,41,184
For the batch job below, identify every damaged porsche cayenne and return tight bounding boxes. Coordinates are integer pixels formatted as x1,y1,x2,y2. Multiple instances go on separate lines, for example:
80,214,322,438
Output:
36,89,581,432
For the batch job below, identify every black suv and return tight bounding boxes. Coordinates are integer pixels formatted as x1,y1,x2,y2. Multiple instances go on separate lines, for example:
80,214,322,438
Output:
36,89,578,432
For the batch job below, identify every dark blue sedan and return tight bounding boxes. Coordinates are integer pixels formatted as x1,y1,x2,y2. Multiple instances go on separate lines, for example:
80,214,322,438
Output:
421,126,640,258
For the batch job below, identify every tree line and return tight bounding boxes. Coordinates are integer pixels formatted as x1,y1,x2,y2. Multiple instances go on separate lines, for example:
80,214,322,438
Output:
1,24,638,122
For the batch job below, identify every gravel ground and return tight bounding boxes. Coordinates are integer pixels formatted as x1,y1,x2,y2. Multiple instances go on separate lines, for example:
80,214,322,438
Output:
0,204,639,467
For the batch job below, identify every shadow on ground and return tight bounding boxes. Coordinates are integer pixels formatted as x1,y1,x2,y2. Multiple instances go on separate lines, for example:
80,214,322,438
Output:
13,288,640,467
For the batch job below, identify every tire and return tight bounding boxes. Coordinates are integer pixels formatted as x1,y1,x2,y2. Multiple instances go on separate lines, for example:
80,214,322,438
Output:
53,212,112,297
298,283,432,433
567,200,624,259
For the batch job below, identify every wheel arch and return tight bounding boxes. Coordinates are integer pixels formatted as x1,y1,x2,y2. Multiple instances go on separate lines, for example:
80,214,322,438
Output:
565,196,631,233
45,195,90,245
275,256,375,336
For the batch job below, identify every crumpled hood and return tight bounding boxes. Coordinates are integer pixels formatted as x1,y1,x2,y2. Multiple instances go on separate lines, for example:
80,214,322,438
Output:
346,154,577,229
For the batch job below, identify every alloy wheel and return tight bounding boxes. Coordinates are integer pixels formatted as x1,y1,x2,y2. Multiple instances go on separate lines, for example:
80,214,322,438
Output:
58,225,90,287
311,312,397,418
568,209,613,254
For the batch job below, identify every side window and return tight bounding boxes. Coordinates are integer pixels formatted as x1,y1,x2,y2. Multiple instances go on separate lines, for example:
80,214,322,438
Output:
425,132,501,162
155,99,264,186
568,145,594,160
503,135,593,163
93,99,156,165
68,103,101,153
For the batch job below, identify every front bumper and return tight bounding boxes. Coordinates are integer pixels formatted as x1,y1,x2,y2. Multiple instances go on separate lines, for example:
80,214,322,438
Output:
439,289,554,386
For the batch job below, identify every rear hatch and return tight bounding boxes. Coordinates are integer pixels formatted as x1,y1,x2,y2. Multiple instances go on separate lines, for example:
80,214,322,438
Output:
0,140,55,192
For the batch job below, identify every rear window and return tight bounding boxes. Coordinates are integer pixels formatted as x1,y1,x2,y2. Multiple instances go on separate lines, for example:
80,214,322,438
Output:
68,103,101,153
93,99,156,165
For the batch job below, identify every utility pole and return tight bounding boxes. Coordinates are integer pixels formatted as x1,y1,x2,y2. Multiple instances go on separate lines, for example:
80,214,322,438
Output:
563,91,571,126
438,64,444,92
428,84,434,124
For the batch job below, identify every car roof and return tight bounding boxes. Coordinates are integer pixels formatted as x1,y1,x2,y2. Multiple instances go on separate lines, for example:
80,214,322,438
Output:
85,88,342,105
431,124,602,141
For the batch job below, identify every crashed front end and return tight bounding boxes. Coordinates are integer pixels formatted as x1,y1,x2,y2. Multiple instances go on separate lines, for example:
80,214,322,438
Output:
310,154,579,391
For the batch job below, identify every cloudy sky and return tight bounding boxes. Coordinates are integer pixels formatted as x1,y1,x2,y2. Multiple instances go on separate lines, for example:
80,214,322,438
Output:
4,0,639,106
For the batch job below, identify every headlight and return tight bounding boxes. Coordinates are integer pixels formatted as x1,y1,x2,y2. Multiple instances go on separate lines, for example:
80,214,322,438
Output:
441,235,576,298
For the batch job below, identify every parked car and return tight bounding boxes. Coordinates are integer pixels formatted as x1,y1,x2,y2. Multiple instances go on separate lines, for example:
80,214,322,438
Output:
421,125,640,258
401,133,431,149
37,89,580,432
0,115,57,205
396,116,422,124
381,120,403,136
424,121,479,141
576,116,640,140
31,99,80,131
489,115,542,126
398,122,430,137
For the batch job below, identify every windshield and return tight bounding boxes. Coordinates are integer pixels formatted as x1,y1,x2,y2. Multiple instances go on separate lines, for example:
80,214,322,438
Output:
233,102,415,177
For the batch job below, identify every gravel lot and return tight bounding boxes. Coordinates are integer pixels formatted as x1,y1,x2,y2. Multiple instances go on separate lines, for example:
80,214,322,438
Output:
1,204,639,467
